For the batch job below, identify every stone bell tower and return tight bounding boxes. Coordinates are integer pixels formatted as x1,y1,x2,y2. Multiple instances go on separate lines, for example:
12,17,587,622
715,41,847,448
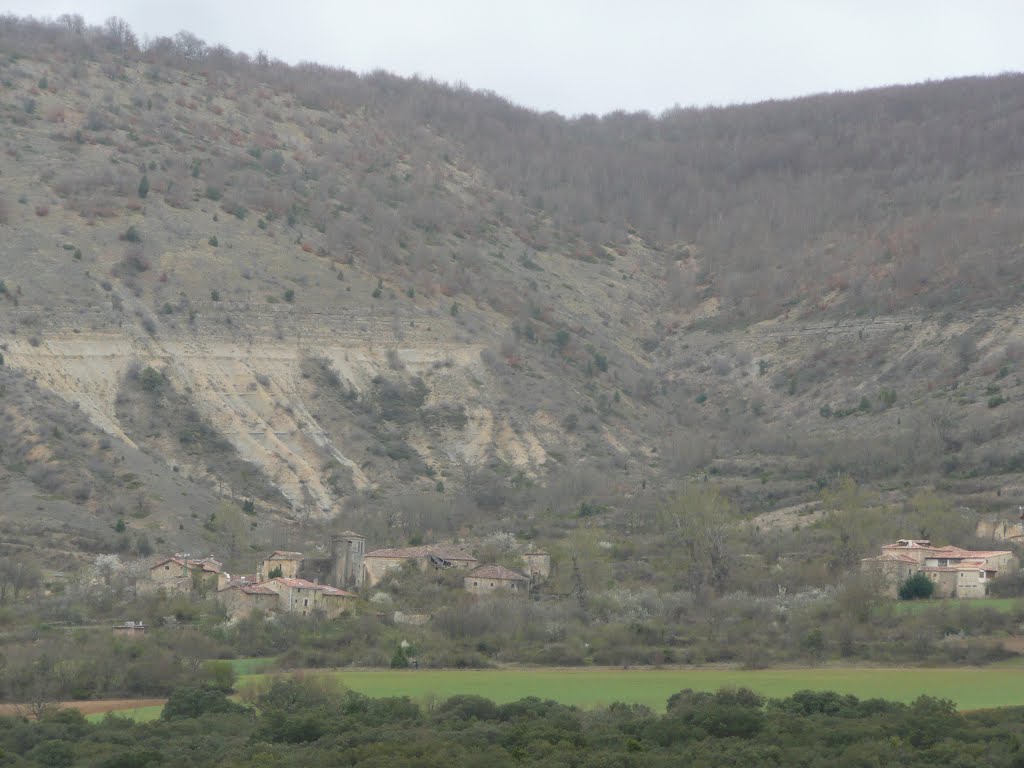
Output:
330,531,365,589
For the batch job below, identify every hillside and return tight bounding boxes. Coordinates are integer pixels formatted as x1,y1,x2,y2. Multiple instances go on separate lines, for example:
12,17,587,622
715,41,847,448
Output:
2,15,1024,568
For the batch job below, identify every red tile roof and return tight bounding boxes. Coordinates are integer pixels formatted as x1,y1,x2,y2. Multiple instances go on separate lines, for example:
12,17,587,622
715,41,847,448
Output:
862,552,919,564
881,542,1012,559
260,577,355,596
263,577,320,589
920,561,998,573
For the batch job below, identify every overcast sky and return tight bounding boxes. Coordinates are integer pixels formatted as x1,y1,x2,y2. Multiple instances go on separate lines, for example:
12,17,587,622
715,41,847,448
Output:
4,1,1024,116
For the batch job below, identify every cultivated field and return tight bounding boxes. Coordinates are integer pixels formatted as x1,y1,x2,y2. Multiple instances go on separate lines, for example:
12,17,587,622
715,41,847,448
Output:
889,597,1024,616
237,665,1024,712
84,705,164,724
0,699,166,720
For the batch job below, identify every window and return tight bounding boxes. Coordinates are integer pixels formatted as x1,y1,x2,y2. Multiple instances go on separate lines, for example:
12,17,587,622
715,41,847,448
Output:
490,582,494,587
164,565,170,570
304,598,309,606
473,581,478,587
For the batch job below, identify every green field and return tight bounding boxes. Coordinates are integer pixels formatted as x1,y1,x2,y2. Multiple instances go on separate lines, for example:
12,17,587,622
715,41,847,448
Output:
237,665,1024,712
227,657,277,675
890,597,1023,616
86,705,163,723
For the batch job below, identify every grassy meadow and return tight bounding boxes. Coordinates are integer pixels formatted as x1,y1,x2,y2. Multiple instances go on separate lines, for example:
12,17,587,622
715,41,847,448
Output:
888,597,1024,616
86,705,163,724
235,664,1024,713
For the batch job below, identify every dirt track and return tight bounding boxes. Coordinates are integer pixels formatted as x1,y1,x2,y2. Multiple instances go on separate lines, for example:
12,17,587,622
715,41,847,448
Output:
0,698,165,717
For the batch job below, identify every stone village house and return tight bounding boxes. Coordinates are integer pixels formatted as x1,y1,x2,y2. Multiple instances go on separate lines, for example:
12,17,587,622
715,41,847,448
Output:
215,582,279,620
361,544,480,587
862,539,1017,598
217,577,356,620
256,551,303,581
464,564,529,595
139,555,228,596
142,533,550,620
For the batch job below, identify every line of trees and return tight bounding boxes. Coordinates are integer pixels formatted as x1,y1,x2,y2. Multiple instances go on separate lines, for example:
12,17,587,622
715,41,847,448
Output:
2,678,1023,767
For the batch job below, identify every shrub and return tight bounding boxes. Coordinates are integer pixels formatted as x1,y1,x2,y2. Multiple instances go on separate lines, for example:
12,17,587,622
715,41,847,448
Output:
138,366,165,391
138,174,149,198
390,645,409,668
433,695,499,722
266,151,284,173
116,245,150,274
878,388,897,408
122,225,141,242
200,661,237,693
898,572,935,600
208,235,218,247
283,288,294,303
161,687,245,720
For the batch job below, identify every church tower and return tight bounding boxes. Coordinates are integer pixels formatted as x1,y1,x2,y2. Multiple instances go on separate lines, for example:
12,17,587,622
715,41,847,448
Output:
330,531,365,589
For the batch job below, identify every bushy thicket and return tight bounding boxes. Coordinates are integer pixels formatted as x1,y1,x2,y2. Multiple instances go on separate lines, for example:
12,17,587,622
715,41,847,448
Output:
3,679,1024,767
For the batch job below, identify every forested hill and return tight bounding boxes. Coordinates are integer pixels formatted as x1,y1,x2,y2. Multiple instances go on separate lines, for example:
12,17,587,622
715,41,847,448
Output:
2,14,1024,565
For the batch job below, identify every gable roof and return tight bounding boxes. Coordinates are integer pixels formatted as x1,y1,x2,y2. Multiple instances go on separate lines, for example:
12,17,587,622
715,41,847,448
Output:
263,577,320,589
219,583,278,596
862,552,919,564
192,559,223,574
150,557,185,570
150,556,222,573
920,559,999,573
364,544,478,562
319,585,356,597
468,564,528,581
265,550,304,560
260,577,355,596
880,542,1013,559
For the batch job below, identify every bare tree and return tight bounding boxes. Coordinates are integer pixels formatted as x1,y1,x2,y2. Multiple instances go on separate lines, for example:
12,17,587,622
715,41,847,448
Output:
0,554,41,605
103,17,137,53
57,13,85,34
660,486,736,595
